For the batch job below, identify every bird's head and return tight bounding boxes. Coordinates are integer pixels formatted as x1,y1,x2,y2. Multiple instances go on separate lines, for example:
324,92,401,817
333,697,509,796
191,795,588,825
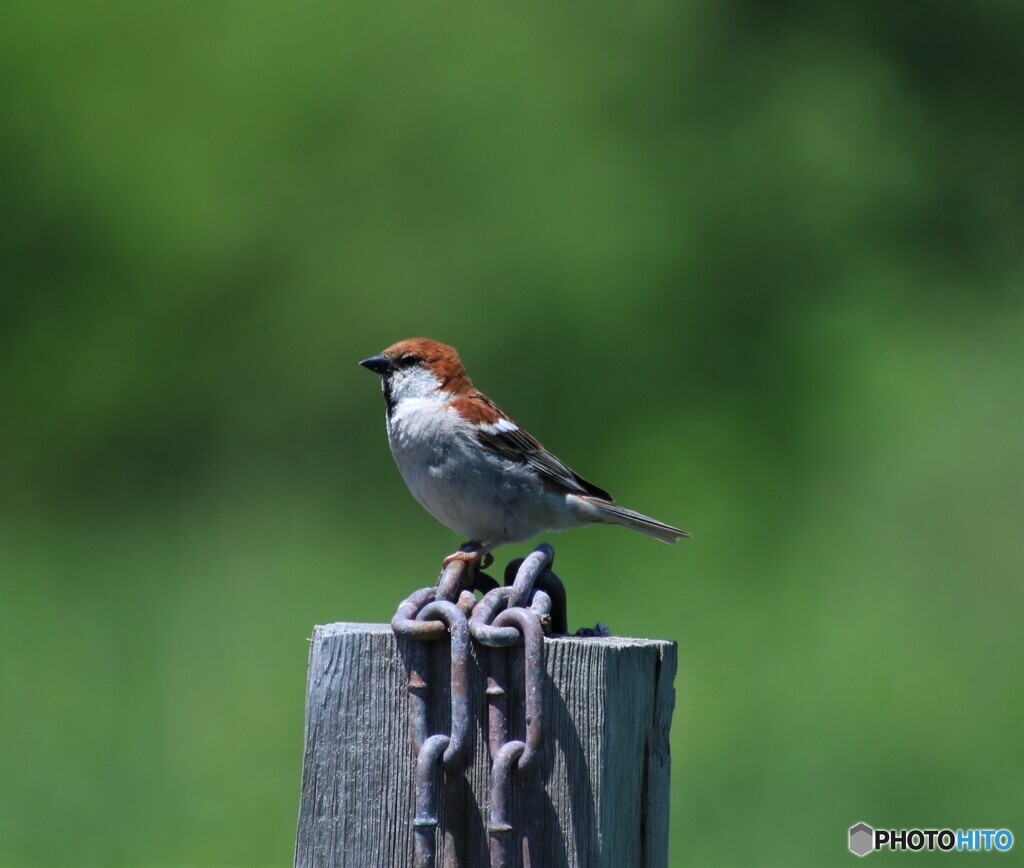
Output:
360,338,472,410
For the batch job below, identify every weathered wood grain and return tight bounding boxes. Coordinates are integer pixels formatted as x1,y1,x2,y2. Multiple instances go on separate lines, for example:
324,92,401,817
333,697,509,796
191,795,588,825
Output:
295,622,676,868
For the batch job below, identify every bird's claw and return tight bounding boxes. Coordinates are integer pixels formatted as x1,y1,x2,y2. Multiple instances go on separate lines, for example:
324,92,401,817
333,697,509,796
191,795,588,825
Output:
441,547,495,577
442,549,481,569
442,541,494,570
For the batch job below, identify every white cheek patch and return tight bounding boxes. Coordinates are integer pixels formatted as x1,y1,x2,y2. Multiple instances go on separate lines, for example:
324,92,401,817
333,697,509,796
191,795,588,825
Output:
390,366,445,402
479,418,518,434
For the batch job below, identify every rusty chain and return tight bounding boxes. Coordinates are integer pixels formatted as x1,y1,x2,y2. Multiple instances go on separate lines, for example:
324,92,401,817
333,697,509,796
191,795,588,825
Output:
392,544,567,868
392,556,479,868
470,545,556,868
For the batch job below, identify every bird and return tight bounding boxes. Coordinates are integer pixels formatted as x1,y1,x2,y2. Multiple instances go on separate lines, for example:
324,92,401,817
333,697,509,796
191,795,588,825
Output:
359,338,688,565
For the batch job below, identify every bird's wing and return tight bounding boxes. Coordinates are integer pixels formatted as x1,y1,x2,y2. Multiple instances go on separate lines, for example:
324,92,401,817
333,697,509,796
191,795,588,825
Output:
472,404,614,501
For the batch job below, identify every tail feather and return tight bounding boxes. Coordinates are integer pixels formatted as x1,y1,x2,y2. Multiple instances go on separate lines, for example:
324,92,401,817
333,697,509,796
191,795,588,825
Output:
579,497,689,545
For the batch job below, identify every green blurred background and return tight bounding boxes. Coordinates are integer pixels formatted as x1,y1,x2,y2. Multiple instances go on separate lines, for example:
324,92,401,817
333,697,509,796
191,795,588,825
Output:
1,1,1021,866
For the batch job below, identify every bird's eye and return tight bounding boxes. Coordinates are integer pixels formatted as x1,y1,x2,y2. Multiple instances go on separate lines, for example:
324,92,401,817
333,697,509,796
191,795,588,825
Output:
396,354,420,368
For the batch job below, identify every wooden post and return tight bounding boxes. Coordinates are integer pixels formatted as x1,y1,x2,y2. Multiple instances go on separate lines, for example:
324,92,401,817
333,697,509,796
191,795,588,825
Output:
295,622,677,868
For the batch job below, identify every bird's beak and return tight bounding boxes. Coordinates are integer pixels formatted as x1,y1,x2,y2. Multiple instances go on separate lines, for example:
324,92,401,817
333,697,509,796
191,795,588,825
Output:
359,354,394,375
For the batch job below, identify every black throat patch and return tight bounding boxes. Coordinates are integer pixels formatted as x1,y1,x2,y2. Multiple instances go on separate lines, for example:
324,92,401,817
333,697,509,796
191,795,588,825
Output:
382,376,396,416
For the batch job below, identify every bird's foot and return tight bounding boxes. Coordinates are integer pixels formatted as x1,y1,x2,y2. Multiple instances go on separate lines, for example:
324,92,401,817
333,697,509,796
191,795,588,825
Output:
440,552,495,573
442,546,494,571
442,550,479,569
438,545,486,599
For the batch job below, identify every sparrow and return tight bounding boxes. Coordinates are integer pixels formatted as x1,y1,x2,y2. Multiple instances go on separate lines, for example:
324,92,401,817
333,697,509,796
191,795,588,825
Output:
360,338,688,562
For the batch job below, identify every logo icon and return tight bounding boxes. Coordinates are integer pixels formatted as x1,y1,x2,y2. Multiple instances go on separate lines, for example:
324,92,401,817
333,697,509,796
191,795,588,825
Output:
849,822,875,857
849,822,1014,855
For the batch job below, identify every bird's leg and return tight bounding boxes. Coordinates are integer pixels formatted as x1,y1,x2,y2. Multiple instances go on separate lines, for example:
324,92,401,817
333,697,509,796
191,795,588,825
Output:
442,542,483,569
441,540,501,571
436,542,482,599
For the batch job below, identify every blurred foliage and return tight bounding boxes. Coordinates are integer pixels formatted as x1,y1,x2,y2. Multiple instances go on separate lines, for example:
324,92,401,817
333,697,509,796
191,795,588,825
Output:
1,1,1022,866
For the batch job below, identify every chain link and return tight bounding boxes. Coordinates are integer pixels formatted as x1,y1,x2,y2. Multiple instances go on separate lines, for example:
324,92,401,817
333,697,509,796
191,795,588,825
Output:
392,558,477,868
393,545,567,868
470,545,558,868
